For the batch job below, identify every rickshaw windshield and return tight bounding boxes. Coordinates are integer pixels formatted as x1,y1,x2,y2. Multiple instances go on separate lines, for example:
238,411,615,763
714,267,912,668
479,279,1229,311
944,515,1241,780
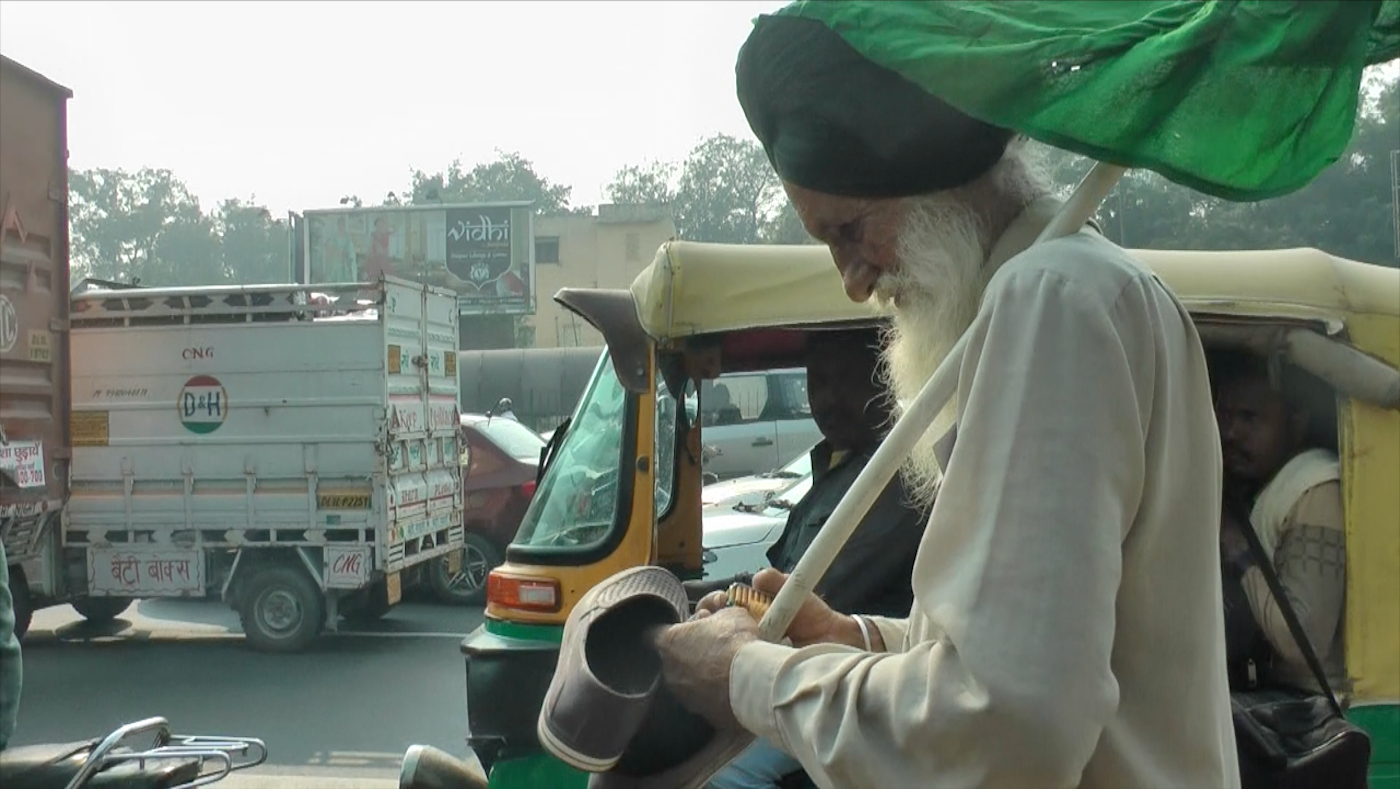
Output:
512,352,635,552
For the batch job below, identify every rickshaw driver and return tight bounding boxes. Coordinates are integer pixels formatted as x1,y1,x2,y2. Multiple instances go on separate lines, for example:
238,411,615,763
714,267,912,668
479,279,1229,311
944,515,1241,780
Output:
683,328,927,617
653,14,1240,789
685,329,930,789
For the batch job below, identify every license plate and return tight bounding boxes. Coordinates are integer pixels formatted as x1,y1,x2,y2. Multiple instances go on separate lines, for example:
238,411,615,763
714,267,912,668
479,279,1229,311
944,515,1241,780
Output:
386,572,403,606
447,549,462,575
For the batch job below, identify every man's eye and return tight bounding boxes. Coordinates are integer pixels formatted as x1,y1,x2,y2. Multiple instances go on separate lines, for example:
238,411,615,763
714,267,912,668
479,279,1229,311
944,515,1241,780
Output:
837,221,862,244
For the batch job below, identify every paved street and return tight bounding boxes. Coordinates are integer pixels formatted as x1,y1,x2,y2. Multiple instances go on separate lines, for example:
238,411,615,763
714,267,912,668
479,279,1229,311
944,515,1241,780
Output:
12,597,486,787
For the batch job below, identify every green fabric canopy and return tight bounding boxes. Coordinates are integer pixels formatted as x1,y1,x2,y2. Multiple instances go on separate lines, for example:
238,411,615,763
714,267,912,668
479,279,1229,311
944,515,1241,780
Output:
765,0,1400,202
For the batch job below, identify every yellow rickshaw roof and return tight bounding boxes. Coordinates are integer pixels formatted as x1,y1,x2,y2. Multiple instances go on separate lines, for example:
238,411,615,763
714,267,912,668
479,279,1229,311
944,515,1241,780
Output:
1136,247,1400,320
628,241,1399,342
628,241,891,341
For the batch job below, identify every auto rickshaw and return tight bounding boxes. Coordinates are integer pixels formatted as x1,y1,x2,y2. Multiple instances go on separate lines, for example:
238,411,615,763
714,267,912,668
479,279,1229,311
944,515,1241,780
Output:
461,239,890,789
456,238,1400,789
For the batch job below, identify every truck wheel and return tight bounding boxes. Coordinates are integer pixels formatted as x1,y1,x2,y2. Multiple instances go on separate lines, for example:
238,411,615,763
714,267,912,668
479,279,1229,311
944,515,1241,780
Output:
429,534,500,606
7,565,33,640
239,565,325,653
72,596,133,624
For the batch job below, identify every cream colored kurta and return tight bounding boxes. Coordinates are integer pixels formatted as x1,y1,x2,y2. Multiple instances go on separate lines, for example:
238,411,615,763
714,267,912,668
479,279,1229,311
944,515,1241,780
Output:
729,212,1239,788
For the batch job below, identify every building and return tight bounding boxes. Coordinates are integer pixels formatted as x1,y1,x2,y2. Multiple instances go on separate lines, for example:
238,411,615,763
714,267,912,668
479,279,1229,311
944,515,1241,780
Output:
524,203,676,348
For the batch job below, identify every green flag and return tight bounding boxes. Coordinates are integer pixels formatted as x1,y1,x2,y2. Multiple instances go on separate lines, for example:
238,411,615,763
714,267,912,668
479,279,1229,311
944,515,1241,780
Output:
767,0,1400,201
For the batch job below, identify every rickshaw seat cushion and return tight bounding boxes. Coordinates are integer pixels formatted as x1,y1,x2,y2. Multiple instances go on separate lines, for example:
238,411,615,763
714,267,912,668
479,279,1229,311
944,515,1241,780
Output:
538,565,692,773
0,739,202,789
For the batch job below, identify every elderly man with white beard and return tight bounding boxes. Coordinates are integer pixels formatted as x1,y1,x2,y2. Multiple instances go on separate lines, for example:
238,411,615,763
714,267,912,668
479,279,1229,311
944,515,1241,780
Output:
651,11,1239,789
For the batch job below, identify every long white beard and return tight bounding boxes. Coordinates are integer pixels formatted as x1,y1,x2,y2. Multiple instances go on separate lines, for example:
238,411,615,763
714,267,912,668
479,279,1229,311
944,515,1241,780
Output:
874,193,995,509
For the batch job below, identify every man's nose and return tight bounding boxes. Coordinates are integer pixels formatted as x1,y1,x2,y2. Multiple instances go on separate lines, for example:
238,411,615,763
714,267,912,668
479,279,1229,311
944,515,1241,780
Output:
1220,417,1241,444
832,249,878,302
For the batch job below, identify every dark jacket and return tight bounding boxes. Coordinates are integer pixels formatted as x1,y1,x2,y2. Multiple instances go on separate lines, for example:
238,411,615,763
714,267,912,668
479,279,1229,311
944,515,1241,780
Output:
764,441,929,617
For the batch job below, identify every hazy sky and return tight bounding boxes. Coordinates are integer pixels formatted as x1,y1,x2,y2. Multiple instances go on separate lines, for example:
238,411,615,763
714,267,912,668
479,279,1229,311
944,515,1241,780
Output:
0,0,783,216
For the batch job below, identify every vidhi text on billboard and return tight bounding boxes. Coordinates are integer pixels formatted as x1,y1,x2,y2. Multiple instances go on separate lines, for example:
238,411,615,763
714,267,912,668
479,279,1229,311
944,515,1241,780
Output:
301,202,536,316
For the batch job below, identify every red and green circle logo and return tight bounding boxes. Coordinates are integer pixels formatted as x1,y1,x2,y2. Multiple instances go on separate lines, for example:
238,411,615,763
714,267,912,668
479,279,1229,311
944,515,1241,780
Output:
179,374,228,435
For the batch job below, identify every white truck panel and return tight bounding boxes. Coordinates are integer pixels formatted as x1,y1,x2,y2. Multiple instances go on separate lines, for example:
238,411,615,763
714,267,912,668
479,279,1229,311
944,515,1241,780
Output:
66,279,463,598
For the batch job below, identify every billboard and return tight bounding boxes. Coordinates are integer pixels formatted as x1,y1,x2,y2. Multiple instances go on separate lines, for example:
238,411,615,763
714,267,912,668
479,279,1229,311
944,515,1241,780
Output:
301,202,535,316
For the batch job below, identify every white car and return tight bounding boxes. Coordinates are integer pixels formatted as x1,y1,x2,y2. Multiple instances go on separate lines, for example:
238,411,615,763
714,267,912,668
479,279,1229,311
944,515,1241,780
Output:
700,470,813,582
699,369,823,480
702,448,814,511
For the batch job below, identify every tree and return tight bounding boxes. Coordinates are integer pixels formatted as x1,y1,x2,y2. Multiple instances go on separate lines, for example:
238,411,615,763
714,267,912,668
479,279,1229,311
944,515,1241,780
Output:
408,150,584,215
671,134,784,244
216,198,292,284
605,161,677,207
609,136,818,245
761,200,816,245
69,167,223,286
1038,149,1205,250
69,168,294,287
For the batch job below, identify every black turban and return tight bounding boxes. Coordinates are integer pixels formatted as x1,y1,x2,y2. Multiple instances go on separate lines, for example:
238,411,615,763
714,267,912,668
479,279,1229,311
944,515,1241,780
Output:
736,14,1015,198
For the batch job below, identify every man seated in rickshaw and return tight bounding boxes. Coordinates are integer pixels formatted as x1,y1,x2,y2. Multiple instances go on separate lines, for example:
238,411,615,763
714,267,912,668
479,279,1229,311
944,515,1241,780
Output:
685,327,929,789
1214,351,1347,696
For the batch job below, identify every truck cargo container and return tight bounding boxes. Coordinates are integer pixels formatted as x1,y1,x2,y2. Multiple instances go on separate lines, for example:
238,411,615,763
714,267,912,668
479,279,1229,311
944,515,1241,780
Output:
0,54,74,639
33,277,464,652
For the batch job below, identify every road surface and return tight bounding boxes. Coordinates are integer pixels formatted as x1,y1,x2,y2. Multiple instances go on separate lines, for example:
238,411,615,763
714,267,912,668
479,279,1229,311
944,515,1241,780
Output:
12,597,486,787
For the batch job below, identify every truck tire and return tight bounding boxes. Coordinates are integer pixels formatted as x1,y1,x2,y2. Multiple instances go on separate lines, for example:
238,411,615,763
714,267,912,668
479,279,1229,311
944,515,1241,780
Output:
239,565,325,653
429,534,500,606
72,596,133,624
7,565,33,641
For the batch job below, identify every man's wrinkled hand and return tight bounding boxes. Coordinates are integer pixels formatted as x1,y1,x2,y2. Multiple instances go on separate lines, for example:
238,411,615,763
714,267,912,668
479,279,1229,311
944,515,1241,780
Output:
692,589,730,619
750,568,859,649
654,606,759,730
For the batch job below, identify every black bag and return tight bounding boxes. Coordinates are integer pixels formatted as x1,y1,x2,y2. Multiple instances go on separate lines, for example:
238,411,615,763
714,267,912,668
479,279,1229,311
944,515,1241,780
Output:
1229,507,1371,789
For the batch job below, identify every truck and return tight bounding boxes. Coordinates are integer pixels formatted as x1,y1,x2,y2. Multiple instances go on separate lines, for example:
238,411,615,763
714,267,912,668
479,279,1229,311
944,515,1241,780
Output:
0,54,74,640
29,277,465,652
